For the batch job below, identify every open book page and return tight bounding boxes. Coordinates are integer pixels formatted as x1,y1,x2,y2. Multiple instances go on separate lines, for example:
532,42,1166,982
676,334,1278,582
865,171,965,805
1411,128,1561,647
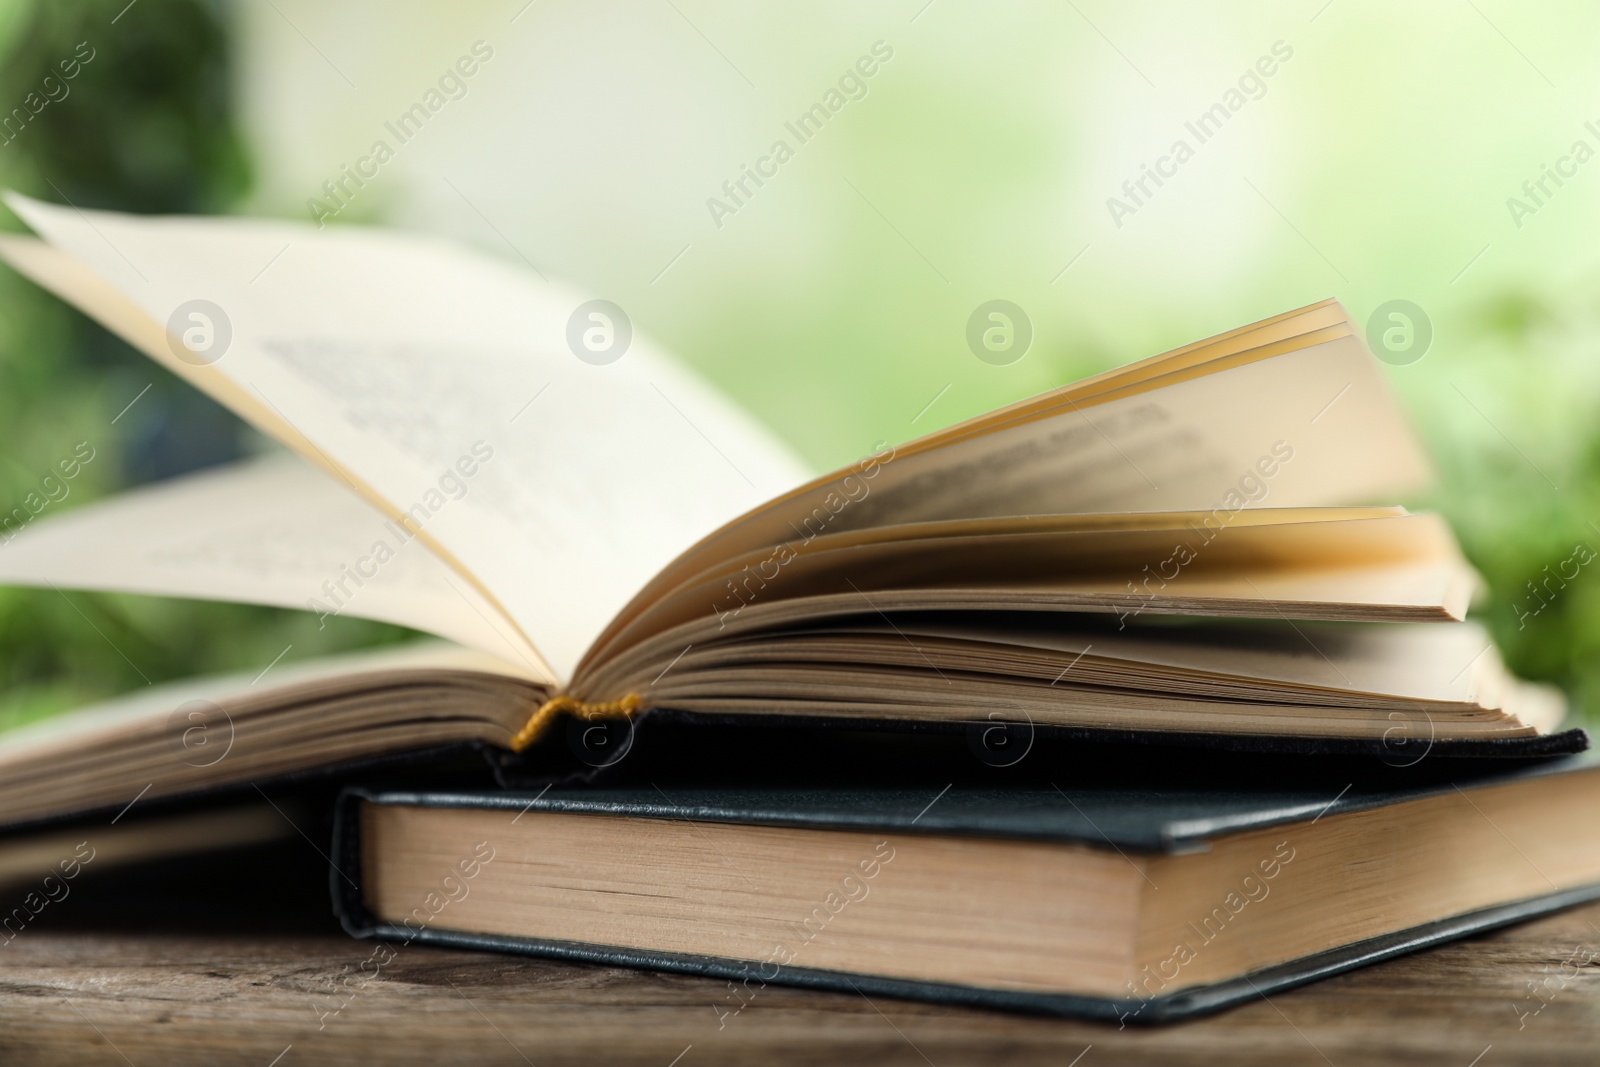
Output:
0,453,547,675
592,304,1434,668
621,608,1567,737
0,641,541,828
580,526,1481,710
809,617,1511,707
855,305,1430,522
0,639,534,765
1,197,811,681
579,509,1474,684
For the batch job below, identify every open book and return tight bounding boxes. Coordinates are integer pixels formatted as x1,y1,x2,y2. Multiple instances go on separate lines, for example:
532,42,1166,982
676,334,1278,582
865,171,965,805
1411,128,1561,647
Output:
0,195,1575,829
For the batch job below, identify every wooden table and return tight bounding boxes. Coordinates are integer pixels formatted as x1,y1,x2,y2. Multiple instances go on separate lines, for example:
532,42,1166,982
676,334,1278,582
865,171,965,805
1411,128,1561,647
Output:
0,838,1596,1066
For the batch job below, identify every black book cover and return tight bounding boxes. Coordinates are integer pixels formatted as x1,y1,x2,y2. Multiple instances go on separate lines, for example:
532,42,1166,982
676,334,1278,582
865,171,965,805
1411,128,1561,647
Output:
330,747,1600,1023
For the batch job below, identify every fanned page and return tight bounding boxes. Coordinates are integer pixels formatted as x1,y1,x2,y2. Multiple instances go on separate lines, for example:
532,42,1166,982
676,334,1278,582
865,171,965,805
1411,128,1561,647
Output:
0,453,547,677
586,300,1437,674
617,614,1565,740
575,508,1484,699
1,197,811,681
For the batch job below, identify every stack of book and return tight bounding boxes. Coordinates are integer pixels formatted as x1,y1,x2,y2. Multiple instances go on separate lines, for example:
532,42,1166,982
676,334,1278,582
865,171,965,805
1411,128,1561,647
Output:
0,193,1593,1022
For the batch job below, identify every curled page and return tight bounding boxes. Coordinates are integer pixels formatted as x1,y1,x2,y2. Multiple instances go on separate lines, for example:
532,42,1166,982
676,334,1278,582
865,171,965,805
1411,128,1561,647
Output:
0,453,549,679
1,198,811,681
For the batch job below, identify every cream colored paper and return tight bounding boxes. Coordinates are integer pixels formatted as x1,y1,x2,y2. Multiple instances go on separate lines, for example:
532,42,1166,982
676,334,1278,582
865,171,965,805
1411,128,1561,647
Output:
2,198,811,681
0,453,547,675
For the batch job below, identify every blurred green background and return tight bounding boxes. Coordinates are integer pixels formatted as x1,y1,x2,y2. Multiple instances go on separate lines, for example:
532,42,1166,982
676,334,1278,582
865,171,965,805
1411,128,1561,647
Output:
2,0,1599,723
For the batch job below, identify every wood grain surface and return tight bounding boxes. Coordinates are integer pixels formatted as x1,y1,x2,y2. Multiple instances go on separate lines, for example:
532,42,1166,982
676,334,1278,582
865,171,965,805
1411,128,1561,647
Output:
1,829,1597,1065
3,895,1599,1064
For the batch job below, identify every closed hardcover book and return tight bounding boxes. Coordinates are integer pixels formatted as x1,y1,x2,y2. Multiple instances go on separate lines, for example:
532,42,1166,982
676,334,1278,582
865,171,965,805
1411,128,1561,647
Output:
331,753,1600,1023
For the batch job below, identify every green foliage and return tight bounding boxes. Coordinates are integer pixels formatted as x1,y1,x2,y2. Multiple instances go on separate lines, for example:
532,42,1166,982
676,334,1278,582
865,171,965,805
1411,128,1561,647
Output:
1412,293,1600,719
0,0,249,213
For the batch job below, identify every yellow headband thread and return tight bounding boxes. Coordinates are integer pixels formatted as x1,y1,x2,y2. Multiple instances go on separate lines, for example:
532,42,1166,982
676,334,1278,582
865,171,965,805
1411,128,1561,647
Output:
508,693,645,752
